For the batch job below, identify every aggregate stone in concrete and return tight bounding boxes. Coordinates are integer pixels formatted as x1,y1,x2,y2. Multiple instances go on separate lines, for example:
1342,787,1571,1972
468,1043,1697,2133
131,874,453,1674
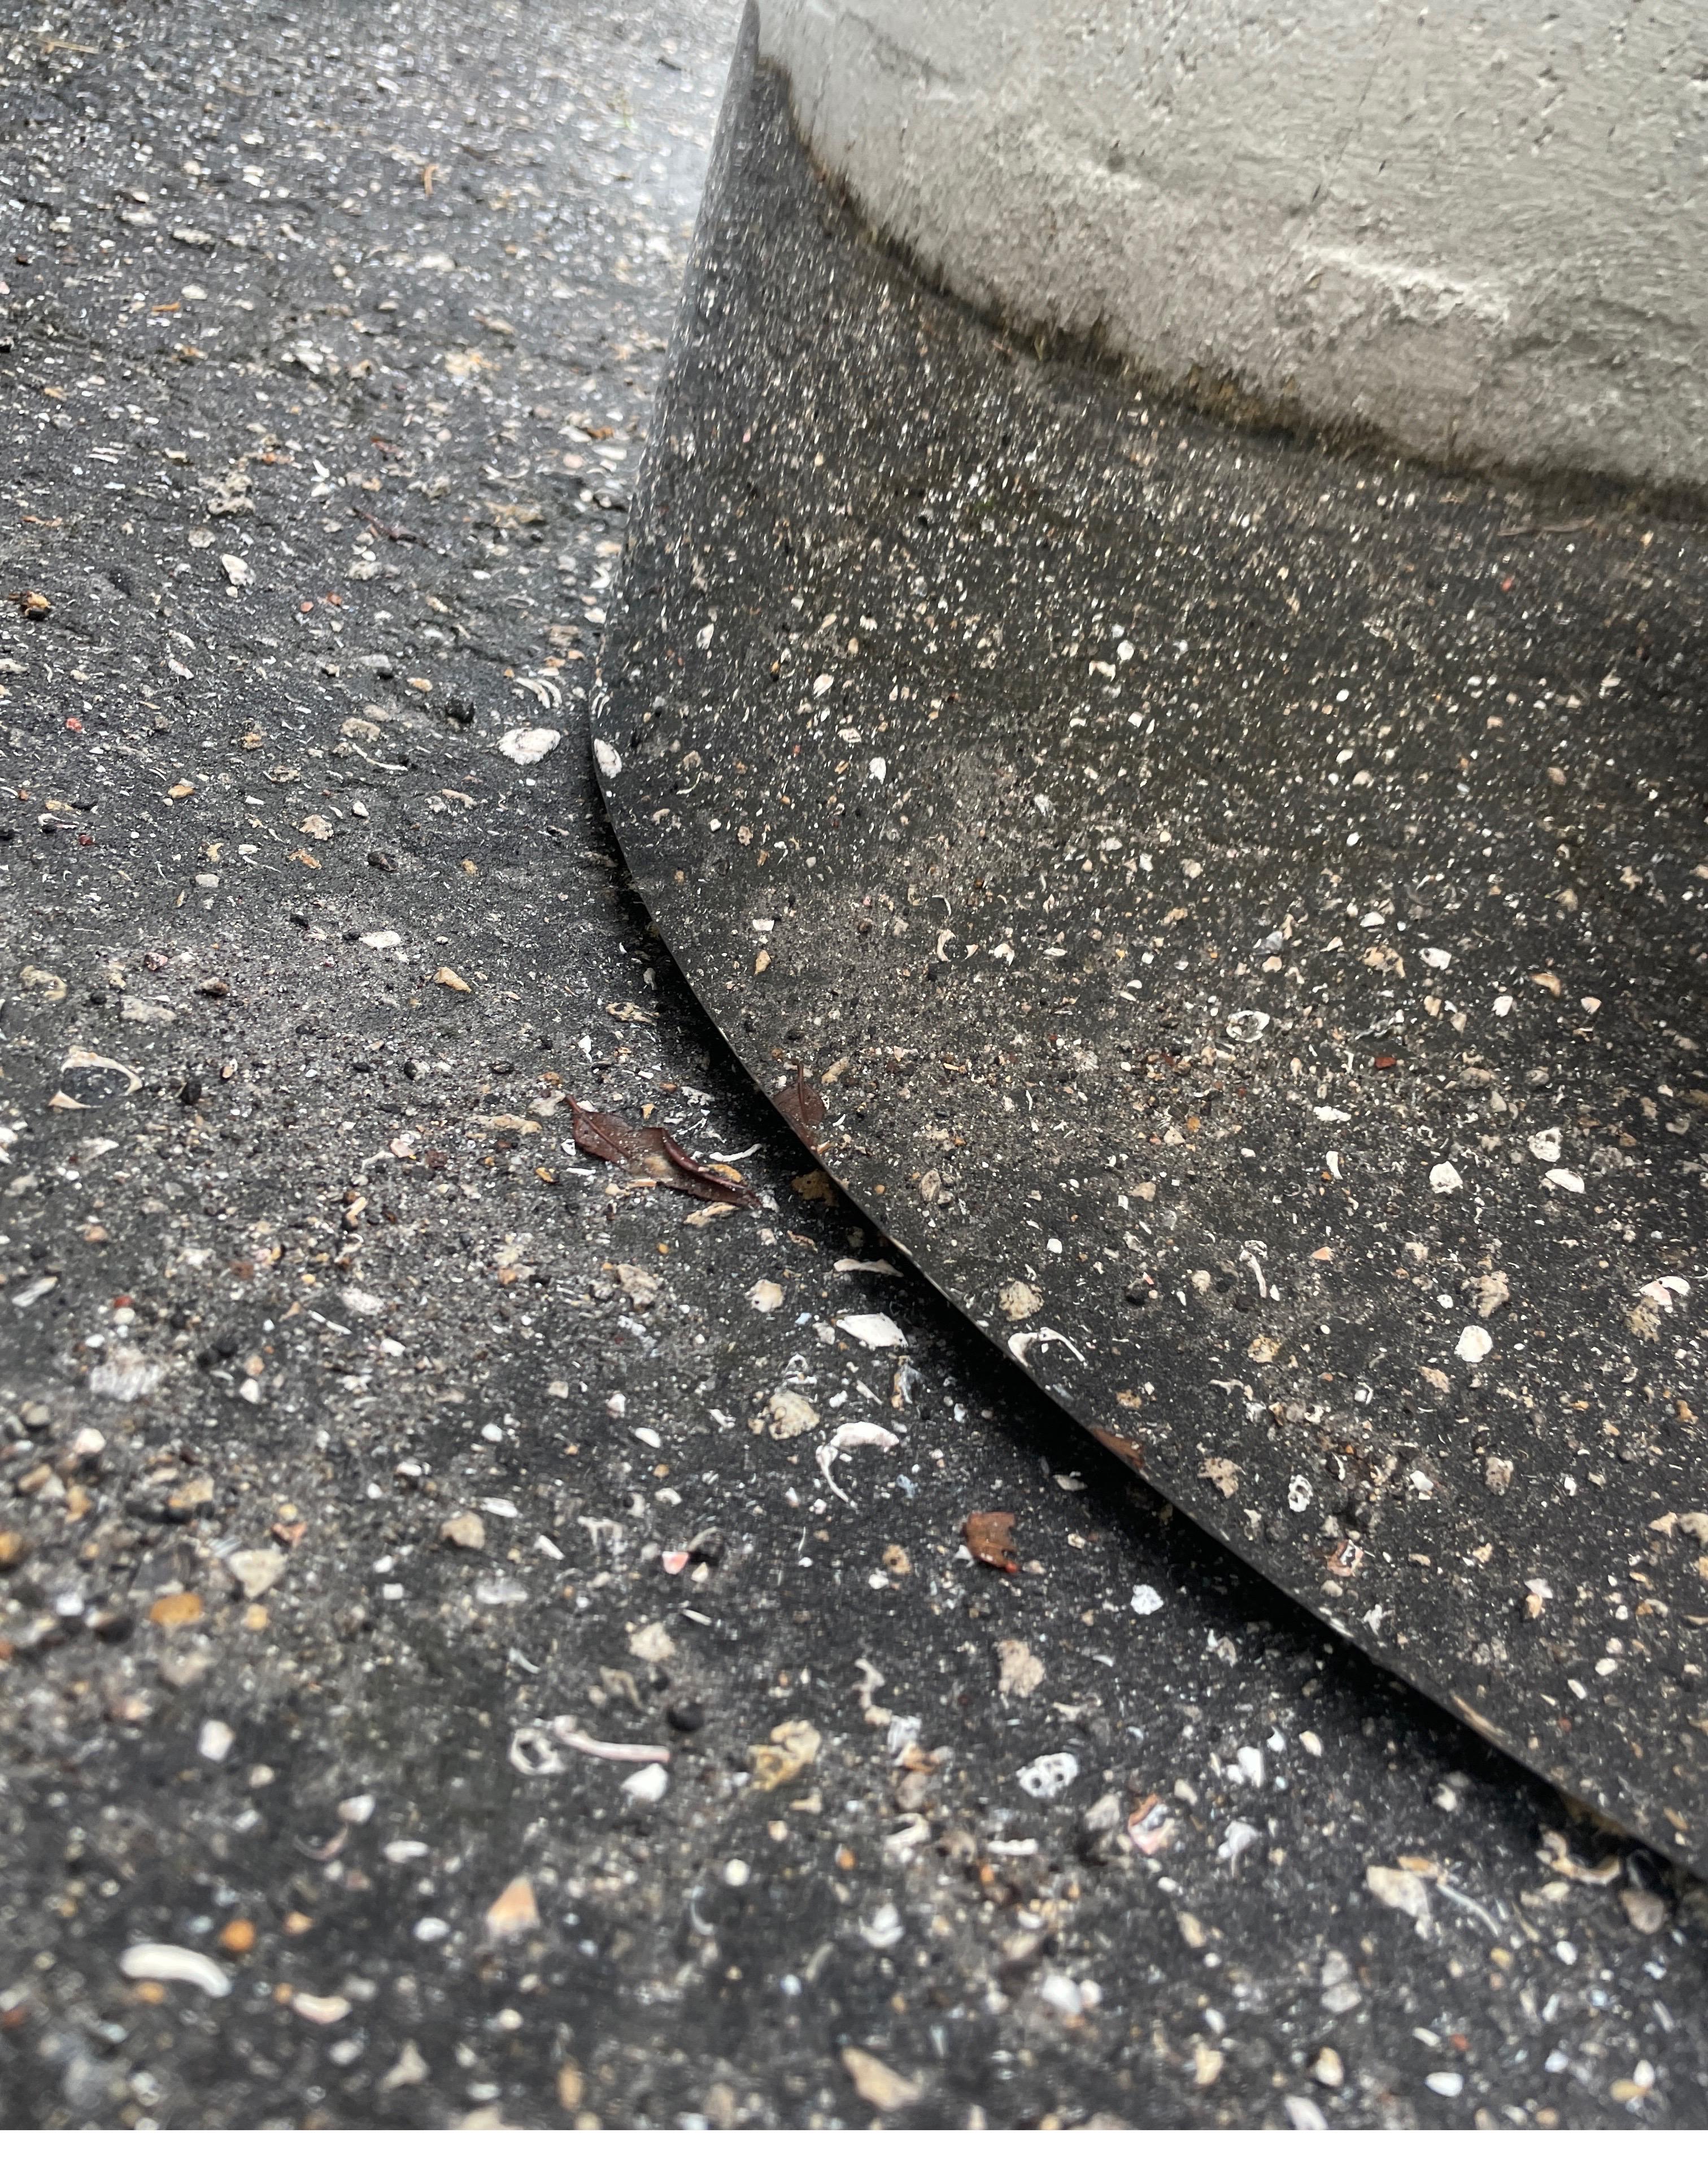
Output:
1,0,1706,2136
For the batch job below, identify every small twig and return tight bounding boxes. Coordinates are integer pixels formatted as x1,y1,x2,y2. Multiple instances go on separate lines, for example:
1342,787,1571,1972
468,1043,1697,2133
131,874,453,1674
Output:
348,502,422,545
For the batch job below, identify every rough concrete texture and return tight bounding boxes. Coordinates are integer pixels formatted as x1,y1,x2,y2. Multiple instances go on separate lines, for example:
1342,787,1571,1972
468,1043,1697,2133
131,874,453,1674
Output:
759,0,1708,494
608,14,1708,1882
1,0,1706,2138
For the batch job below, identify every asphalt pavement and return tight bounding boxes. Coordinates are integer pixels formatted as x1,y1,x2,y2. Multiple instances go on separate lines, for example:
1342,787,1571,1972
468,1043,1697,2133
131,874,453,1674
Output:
2,0,1705,2132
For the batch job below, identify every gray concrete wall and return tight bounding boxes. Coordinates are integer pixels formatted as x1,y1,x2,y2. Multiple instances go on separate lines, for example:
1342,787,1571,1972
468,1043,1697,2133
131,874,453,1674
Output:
757,1,1708,492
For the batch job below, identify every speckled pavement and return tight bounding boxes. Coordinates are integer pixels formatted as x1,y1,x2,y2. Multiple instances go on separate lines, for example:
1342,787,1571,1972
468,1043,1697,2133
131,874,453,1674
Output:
2,0,1706,2135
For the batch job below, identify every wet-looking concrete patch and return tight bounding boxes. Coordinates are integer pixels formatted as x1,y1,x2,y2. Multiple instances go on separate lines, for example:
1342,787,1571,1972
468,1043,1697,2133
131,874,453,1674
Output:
602,22,1708,1870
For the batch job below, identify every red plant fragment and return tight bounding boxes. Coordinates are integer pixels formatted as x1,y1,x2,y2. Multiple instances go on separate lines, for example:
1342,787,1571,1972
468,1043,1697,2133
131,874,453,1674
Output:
773,1060,827,1147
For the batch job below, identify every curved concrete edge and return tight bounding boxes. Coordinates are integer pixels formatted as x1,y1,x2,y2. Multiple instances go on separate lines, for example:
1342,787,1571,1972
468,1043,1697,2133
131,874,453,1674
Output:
757,0,1708,495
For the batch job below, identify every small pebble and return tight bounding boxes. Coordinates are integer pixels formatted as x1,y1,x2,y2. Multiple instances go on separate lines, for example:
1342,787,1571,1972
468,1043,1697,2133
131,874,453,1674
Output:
621,1762,669,1804
198,1719,234,1764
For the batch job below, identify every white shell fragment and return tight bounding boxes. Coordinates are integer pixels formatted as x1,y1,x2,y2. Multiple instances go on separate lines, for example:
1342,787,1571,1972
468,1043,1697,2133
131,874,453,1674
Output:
1543,1167,1584,1193
1455,1325,1494,1365
1016,1750,1080,1800
1225,1009,1270,1043
826,1420,900,1453
119,1943,232,1998
1527,1128,1563,1163
508,1726,566,1777
499,725,561,766
1428,1161,1462,1194
1366,1864,1433,1926
834,1312,907,1349
592,737,622,779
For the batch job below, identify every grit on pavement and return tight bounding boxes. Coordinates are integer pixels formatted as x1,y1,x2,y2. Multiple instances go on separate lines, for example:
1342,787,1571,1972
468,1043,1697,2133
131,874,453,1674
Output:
1,0,1705,2134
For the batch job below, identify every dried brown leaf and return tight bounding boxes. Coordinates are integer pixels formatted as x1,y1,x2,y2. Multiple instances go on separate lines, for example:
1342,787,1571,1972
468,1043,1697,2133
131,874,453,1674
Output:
964,1510,1019,1574
568,1099,756,1207
773,1060,827,1147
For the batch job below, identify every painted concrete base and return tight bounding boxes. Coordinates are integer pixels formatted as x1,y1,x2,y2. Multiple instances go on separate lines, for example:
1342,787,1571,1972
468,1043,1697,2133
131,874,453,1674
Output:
760,0,1708,493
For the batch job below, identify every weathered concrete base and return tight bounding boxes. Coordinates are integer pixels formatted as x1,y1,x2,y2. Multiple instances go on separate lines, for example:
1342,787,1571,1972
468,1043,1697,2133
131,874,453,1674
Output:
603,14,1708,1872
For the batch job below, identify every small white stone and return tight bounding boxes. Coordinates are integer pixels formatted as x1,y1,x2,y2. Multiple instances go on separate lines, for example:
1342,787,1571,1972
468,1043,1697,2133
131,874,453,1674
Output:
1217,1818,1263,1865
1454,1325,1493,1365
198,1719,234,1764
860,1902,904,1949
621,1762,669,1804
499,725,561,766
746,1278,785,1313
764,1389,820,1439
225,1548,286,1600
1039,1971,1088,2015
592,738,622,779
1428,1161,1462,1194
1129,1583,1164,1616
1527,1127,1563,1162
1544,1167,1584,1193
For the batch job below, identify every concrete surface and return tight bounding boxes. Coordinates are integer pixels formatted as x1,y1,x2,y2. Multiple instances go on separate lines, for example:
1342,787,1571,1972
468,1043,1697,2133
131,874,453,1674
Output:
609,8,1708,1881
760,0,1708,493
1,0,1706,2136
